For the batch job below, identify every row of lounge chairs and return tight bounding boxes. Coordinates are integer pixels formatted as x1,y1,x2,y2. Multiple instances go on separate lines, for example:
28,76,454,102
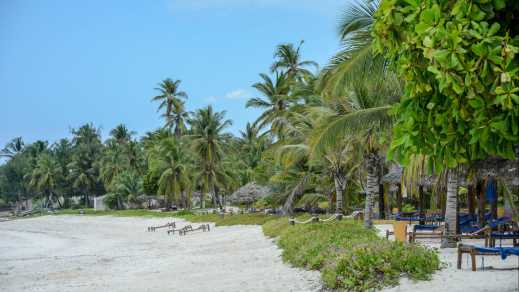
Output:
148,221,211,236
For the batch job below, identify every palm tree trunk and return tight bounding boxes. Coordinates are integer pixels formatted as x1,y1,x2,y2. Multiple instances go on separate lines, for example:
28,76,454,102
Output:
282,176,308,216
364,154,378,228
327,190,333,214
378,183,385,219
334,173,344,215
396,183,402,212
441,168,458,248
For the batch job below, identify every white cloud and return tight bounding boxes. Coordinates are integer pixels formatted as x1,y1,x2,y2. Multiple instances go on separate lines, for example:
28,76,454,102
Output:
225,89,250,100
205,89,250,103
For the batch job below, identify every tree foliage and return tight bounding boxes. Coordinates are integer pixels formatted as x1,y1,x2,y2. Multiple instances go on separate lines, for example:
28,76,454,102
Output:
373,0,519,170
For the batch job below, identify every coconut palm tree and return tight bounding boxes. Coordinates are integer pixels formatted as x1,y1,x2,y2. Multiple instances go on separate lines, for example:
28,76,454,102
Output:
246,72,292,139
271,41,318,81
312,51,401,228
164,99,189,138
0,137,24,158
152,78,188,132
149,137,192,208
68,124,103,206
189,105,232,209
111,171,143,208
110,124,135,144
29,153,61,207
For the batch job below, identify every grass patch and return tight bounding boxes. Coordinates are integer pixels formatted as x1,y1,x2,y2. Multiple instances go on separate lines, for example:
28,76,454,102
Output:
262,217,440,291
53,209,276,226
53,209,179,217
181,213,278,226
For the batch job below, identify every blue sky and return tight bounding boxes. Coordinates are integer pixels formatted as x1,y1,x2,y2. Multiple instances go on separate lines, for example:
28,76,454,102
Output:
0,0,347,147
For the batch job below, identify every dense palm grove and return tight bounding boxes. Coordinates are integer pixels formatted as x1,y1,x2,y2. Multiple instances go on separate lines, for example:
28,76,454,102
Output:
1,0,518,239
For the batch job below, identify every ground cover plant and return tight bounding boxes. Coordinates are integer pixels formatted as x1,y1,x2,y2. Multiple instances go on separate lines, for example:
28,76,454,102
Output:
263,217,440,291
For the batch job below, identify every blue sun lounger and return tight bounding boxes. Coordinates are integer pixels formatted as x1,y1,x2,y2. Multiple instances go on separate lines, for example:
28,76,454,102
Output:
458,243,519,271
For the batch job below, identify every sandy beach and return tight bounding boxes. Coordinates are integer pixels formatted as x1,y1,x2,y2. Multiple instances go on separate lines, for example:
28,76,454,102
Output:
0,216,320,292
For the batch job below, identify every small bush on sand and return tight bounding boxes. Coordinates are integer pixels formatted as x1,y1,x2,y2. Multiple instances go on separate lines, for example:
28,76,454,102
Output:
263,217,439,291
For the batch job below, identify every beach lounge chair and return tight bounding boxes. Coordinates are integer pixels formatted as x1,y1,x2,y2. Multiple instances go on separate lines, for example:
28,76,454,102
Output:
176,224,211,236
147,221,176,232
408,224,444,243
457,243,519,271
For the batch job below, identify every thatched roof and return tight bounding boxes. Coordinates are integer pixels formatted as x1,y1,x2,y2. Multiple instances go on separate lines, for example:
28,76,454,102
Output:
382,164,402,184
474,156,519,186
229,182,270,204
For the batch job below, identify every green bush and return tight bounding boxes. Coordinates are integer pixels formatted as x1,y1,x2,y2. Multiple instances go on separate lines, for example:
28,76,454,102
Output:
263,217,439,291
103,193,120,209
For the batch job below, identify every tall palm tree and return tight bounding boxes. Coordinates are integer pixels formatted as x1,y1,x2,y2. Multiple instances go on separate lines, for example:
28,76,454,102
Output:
68,124,103,206
149,138,192,208
246,72,292,139
164,99,189,138
189,105,232,209
29,153,61,208
313,51,401,228
0,137,24,158
152,78,188,133
99,142,127,190
271,41,318,81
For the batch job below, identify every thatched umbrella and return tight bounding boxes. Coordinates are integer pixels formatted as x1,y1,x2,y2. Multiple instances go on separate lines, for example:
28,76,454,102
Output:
229,182,270,205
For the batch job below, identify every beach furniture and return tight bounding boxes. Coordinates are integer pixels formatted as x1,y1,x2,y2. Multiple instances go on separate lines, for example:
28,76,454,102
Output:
178,224,210,236
147,221,176,232
457,243,519,271
408,224,444,243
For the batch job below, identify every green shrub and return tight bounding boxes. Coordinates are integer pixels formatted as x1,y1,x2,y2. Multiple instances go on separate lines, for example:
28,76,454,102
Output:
263,217,439,291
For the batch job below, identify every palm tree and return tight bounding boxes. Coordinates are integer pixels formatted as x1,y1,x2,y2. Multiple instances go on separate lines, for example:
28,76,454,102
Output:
152,78,188,133
29,153,61,208
189,105,232,209
110,124,135,144
149,138,192,208
99,142,127,190
164,99,189,138
0,137,24,158
271,41,318,81
68,124,103,207
312,51,401,228
111,171,143,208
246,72,292,139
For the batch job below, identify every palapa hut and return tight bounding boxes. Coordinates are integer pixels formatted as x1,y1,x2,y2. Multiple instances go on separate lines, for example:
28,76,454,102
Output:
229,182,270,207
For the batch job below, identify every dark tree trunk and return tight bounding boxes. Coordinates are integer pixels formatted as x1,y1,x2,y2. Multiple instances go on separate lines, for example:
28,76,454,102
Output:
467,184,475,217
489,179,498,219
477,180,486,226
378,184,385,219
418,184,425,225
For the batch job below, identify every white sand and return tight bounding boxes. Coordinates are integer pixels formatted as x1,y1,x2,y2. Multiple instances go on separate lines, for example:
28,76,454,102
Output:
377,224,519,292
0,216,321,292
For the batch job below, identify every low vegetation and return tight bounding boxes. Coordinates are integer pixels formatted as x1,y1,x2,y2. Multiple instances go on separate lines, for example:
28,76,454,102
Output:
263,218,440,291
